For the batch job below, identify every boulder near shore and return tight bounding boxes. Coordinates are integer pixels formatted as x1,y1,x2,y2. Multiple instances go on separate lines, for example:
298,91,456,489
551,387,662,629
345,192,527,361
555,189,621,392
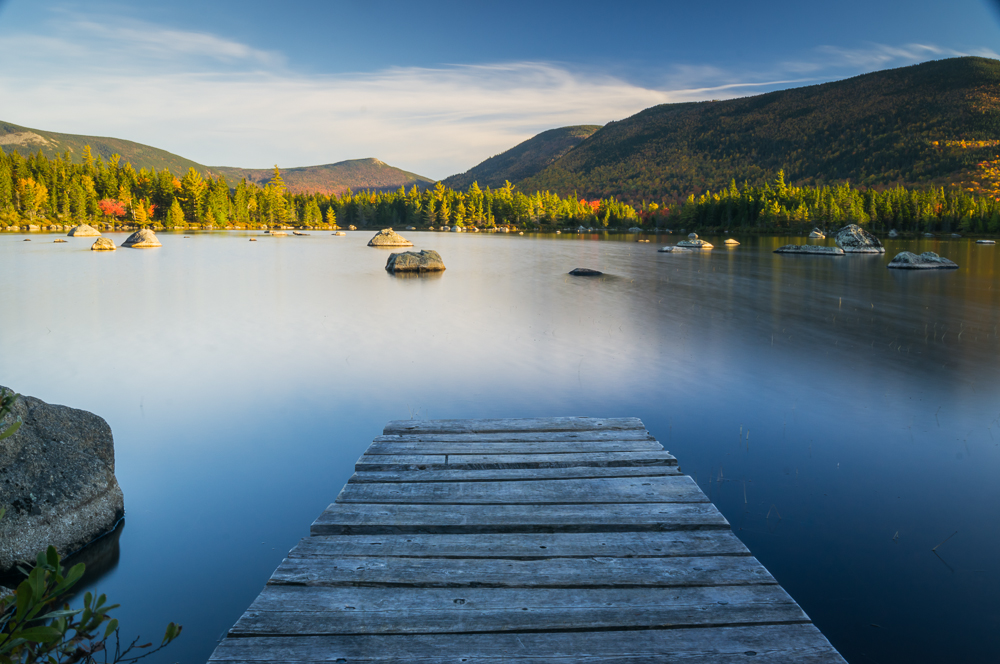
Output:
0,388,124,572
91,237,117,251
368,228,413,247
385,249,446,272
67,223,101,237
835,224,884,253
887,251,958,269
121,228,162,248
775,245,845,255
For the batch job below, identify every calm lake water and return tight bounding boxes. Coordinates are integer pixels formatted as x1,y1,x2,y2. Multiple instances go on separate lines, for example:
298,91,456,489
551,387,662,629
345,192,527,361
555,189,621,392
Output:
2,229,998,663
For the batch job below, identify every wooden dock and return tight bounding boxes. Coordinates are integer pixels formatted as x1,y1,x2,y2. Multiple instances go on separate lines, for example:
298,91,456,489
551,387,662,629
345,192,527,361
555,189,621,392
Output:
209,417,846,663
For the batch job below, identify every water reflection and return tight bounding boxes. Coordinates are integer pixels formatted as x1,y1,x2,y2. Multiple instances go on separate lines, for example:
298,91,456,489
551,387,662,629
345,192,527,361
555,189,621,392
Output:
0,231,998,664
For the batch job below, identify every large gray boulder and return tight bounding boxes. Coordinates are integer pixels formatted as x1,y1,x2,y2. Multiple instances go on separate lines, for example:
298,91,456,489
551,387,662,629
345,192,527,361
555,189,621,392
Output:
67,224,101,237
835,224,884,253
368,228,413,247
887,251,958,270
122,228,161,247
91,237,116,251
0,389,124,572
775,244,844,255
385,250,446,272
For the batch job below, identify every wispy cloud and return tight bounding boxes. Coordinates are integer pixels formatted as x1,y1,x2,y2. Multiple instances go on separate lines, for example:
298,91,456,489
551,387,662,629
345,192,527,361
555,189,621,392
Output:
0,13,995,179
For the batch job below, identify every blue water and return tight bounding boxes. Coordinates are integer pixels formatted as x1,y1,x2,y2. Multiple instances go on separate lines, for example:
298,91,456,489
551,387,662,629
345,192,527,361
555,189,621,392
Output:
2,230,998,663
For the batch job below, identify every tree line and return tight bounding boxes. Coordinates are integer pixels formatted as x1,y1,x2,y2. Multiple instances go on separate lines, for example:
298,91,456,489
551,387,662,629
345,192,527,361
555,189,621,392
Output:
0,147,639,230
2,147,998,235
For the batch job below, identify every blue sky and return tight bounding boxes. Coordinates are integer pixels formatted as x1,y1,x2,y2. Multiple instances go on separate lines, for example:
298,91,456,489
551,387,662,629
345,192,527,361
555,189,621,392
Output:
0,0,997,178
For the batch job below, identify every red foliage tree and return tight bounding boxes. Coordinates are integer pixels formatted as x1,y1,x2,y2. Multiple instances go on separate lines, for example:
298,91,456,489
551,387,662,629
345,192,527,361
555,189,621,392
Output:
97,199,127,218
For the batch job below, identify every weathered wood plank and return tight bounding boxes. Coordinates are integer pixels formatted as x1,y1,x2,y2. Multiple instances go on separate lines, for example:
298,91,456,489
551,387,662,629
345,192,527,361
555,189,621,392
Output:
289,531,750,559
269,553,775,588
348,465,683,483
211,624,846,663
383,417,645,435
374,430,656,443
311,502,729,535
355,451,677,472
231,585,801,636
336,475,707,505
366,440,665,455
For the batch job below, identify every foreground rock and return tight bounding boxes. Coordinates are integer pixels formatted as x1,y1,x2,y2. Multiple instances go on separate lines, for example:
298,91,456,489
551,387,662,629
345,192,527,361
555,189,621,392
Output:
67,224,101,237
385,250,446,272
121,228,161,248
569,268,603,276
677,232,713,248
91,237,117,251
775,244,844,256
887,251,958,270
368,228,413,247
0,388,124,572
835,224,884,253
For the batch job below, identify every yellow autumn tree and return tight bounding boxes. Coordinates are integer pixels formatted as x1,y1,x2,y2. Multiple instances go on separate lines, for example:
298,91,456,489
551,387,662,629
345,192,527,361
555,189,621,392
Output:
16,178,48,219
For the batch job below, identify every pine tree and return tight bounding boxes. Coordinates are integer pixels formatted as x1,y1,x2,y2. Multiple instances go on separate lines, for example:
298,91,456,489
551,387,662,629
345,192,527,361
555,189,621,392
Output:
167,198,184,228
325,206,337,228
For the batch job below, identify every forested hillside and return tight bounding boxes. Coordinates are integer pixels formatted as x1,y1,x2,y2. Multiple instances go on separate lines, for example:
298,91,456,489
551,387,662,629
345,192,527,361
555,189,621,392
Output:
442,125,600,190
212,158,433,195
0,121,208,174
519,57,1000,204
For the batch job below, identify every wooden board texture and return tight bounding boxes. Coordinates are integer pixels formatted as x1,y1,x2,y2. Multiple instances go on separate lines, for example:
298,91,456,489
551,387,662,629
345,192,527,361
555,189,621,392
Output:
209,417,846,663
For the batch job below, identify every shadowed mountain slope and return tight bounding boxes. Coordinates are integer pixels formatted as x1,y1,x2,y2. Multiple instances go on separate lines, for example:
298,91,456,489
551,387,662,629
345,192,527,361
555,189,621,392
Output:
441,125,601,190
211,159,434,195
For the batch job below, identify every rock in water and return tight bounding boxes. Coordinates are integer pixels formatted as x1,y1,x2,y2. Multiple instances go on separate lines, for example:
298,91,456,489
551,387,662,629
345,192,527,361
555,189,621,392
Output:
775,244,845,255
887,251,958,270
808,228,825,238
368,228,413,247
724,238,740,245
569,268,603,276
385,250,446,272
835,224,884,253
0,388,124,572
91,237,117,251
976,239,995,245
888,229,899,238
67,223,101,237
121,228,161,248
658,246,692,253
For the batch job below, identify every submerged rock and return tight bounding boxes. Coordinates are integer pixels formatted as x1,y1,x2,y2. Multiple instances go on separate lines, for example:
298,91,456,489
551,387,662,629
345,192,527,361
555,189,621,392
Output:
658,246,692,253
121,228,161,248
775,244,844,255
976,239,995,245
53,238,67,243
569,267,603,276
334,231,346,236
0,387,124,572
67,223,101,237
270,231,288,236
887,251,958,270
368,228,413,246
385,249,446,272
724,238,740,245
91,237,117,251
835,224,884,253
293,231,309,236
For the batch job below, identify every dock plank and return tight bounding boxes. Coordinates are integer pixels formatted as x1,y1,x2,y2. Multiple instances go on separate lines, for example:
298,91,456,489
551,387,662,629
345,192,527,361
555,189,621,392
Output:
383,417,645,435
336,475,706,504
288,531,750,559
268,553,775,588
365,440,665,455
232,585,801,635
311,502,730,535
348,465,682,483
355,451,677,472
211,624,845,663
373,429,656,443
